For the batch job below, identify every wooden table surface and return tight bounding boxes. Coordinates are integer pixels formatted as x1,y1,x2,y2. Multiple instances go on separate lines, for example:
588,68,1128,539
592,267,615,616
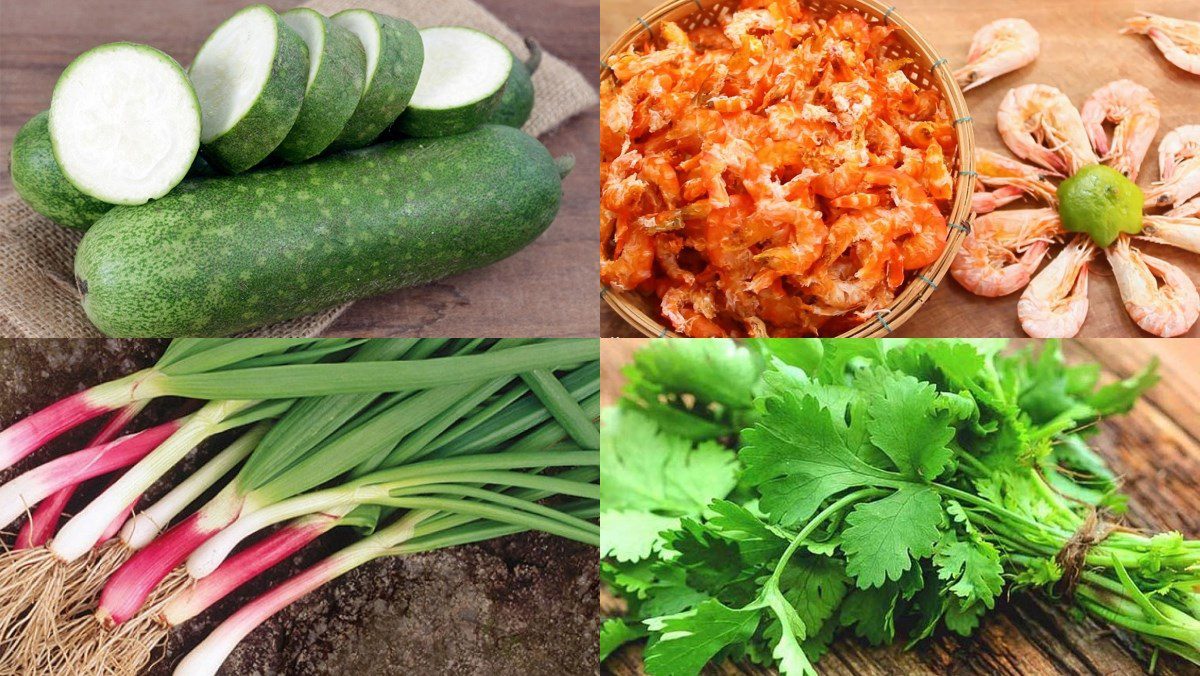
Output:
601,337,1200,676
600,0,1200,338
0,0,599,338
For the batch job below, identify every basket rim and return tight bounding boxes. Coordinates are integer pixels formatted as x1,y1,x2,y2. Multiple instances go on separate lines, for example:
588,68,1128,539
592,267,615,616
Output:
600,0,976,338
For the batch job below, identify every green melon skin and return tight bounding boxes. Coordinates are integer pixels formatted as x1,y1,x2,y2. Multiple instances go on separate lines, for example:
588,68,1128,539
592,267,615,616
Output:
395,28,513,138
196,7,310,174
274,9,367,163
490,38,541,128
397,86,506,138
10,111,113,230
329,11,423,151
75,125,565,337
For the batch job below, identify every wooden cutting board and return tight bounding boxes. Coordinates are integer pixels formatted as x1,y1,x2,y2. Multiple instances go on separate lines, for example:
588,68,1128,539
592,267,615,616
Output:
600,0,1200,337
600,337,1200,675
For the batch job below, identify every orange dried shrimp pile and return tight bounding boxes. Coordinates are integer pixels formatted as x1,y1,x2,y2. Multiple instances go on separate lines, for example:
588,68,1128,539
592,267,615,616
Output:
600,0,957,337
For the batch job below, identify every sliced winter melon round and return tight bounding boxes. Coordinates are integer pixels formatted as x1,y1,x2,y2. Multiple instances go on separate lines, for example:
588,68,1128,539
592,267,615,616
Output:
274,8,367,163
395,27,513,138
188,4,308,173
49,43,200,205
11,111,114,229
328,9,423,151
491,37,541,128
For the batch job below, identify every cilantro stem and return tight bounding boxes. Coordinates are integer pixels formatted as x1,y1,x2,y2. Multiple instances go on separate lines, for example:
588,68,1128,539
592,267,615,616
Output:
932,483,1077,540
1081,571,1200,626
764,488,888,592
1141,635,1200,665
1027,470,1081,524
969,515,1059,556
949,443,991,477
969,509,1194,572
1076,588,1200,648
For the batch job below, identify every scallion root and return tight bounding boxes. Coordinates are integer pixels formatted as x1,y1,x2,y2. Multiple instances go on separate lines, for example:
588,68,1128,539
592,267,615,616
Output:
76,565,188,676
12,544,131,673
0,547,61,656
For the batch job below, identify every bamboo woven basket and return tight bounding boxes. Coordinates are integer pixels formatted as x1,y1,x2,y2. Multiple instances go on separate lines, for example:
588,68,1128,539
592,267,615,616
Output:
601,0,976,338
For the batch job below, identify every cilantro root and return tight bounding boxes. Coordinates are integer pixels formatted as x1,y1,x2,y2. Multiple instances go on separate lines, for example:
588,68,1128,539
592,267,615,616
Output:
601,338,1200,673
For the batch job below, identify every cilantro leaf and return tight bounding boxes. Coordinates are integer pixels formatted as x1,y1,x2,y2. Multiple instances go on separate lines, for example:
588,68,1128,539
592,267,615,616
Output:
600,407,738,561
704,500,790,565
740,393,896,526
762,582,817,676
817,339,892,381
640,583,710,619
841,486,943,588
661,519,759,604
1041,435,1125,511
761,362,858,428
618,401,730,440
601,510,682,562
761,554,848,665
933,534,1005,609
601,559,659,599
776,555,850,634
601,407,738,514
622,339,761,439
861,370,958,479
750,339,823,374
838,583,898,644
643,599,761,676
943,596,988,636
1088,358,1158,416
1014,341,1098,424
1013,557,1062,588
601,618,648,661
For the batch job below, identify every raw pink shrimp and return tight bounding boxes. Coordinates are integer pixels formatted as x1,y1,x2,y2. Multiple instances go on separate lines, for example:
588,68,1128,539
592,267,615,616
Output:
1018,237,1094,338
1080,80,1161,181
1145,125,1200,209
1141,215,1200,255
953,19,1041,92
1168,197,1200,219
1123,13,1200,76
951,208,1061,297
972,186,1024,214
1106,236,1199,337
997,84,1098,175
975,148,1059,205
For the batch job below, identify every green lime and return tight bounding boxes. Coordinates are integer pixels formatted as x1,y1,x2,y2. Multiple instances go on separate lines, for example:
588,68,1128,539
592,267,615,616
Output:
1056,164,1144,247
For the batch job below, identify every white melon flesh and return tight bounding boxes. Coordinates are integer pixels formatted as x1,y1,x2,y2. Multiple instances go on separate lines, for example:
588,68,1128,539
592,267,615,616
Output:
282,9,324,90
188,7,278,143
49,43,200,205
410,27,511,111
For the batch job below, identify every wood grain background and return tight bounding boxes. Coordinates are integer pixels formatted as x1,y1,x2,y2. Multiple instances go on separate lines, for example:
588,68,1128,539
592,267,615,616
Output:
600,0,1200,338
0,0,599,337
601,337,1200,676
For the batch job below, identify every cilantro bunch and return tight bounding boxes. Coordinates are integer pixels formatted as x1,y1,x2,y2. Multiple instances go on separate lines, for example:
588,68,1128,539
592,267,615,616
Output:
600,338,1200,674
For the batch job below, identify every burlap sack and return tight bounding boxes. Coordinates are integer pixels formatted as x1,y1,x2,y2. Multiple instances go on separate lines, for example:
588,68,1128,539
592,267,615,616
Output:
0,0,597,338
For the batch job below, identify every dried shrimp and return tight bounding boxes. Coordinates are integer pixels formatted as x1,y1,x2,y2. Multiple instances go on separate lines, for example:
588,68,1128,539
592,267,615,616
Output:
600,1,955,337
